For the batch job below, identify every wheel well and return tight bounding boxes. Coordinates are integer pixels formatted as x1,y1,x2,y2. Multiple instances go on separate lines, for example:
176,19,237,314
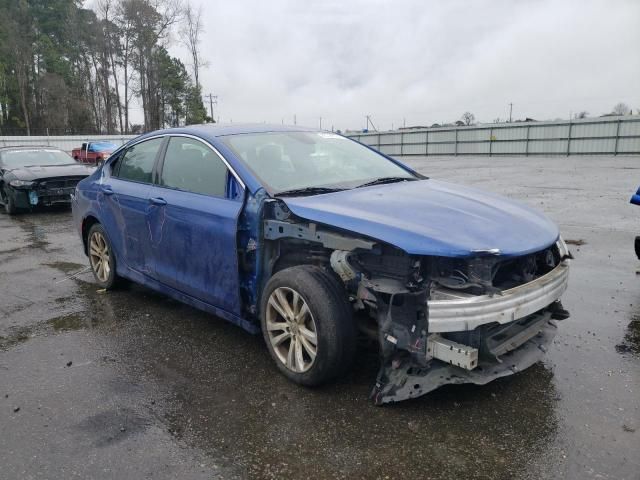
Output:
82,216,100,254
271,246,331,275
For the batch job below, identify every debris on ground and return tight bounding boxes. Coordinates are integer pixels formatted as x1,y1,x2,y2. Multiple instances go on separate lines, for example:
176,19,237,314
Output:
565,239,587,246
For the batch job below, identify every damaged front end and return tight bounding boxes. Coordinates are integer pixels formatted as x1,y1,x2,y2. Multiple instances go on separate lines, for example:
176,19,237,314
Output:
261,199,571,405
353,239,572,405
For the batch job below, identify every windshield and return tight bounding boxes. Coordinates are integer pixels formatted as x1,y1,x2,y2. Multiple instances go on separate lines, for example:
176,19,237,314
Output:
222,131,416,194
0,149,74,168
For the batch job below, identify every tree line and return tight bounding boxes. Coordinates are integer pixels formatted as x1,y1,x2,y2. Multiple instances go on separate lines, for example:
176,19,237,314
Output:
0,0,208,136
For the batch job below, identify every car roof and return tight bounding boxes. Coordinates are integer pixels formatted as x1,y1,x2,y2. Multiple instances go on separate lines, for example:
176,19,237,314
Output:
122,123,362,195
143,123,319,138
126,124,331,194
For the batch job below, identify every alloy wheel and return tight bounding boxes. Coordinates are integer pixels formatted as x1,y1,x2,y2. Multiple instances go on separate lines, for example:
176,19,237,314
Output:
266,287,318,373
89,231,111,283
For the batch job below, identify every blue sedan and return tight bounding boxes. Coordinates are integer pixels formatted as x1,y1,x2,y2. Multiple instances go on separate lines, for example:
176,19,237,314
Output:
72,124,571,404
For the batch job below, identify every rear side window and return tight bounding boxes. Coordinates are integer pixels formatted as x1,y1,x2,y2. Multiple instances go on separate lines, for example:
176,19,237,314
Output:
116,137,164,183
160,137,228,197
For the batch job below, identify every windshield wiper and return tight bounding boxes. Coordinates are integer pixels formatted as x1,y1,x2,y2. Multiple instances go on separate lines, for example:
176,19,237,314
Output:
275,186,345,197
356,176,417,188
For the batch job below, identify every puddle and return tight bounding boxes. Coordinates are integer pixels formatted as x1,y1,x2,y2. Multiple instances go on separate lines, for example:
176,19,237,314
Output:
47,313,87,332
45,261,87,274
615,316,640,356
0,327,33,350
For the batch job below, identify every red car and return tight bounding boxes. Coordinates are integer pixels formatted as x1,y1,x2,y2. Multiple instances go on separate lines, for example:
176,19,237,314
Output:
72,141,118,165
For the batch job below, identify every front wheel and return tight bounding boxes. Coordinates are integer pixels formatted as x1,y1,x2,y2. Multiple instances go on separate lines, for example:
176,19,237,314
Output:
2,187,17,215
260,265,356,386
87,223,122,289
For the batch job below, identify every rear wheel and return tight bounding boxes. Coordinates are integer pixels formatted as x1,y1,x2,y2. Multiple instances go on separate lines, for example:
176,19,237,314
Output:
260,265,356,386
87,223,121,289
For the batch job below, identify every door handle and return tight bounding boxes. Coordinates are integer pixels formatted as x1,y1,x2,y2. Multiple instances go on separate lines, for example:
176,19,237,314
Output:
101,186,114,195
149,197,167,206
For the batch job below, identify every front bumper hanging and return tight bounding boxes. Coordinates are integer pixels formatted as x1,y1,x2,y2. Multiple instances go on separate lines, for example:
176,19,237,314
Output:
371,315,558,405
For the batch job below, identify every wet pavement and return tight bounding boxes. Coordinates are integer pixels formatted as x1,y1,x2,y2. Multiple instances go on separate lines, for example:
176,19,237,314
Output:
1,155,638,479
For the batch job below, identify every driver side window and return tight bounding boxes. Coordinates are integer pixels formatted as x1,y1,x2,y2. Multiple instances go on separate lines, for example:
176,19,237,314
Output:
160,137,228,197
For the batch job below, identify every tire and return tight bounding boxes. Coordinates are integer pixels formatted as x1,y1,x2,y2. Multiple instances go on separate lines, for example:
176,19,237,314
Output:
2,187,17,215
87,223,122,289
260,265,356,386
95,157,103,167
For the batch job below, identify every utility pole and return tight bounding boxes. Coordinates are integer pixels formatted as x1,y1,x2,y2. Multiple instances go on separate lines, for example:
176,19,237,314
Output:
319,116,322,130
509,103,513,123
205,93,218,123
294,114,297,125
365,115,378,132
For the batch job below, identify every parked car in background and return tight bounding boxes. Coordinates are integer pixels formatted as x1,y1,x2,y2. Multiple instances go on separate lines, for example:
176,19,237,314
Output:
0,146,95,215
72,124,571,404
72,141,118,165
630,186,640,258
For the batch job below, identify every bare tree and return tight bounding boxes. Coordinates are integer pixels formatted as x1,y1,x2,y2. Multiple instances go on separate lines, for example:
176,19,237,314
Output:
97,0,125,133
461,112,475,126
180,2,206,88
575,111,589,119
612,102,630,116
122,0,183,130
115,0,138,134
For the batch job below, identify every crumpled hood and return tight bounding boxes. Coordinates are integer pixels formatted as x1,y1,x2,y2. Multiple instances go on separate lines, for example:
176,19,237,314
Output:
281,179,559,257
7,163,95,181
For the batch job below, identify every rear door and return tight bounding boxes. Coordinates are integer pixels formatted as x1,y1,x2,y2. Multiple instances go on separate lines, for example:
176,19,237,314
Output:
146,136,244,314
100,136,166,274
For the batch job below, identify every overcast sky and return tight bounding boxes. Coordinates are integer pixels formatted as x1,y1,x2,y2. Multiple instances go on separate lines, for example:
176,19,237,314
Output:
168,0,639,131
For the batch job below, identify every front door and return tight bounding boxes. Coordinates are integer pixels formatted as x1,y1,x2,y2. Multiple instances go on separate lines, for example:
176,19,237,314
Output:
146,136,244,315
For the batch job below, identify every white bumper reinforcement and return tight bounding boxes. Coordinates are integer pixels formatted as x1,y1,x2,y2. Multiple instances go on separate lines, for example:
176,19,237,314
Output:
428,260,570,333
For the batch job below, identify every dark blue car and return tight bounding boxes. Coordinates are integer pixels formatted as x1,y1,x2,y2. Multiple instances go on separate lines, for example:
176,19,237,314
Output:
630,186,640,258
72,124,571,404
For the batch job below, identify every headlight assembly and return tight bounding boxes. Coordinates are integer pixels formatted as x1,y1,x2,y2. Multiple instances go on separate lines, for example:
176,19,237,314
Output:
9,179,35,188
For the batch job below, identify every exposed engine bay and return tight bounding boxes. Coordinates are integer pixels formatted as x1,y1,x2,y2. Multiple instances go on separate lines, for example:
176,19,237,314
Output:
257,199,571,404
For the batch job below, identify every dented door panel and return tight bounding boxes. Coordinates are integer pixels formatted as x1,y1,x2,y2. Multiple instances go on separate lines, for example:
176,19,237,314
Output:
146,185,244,315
